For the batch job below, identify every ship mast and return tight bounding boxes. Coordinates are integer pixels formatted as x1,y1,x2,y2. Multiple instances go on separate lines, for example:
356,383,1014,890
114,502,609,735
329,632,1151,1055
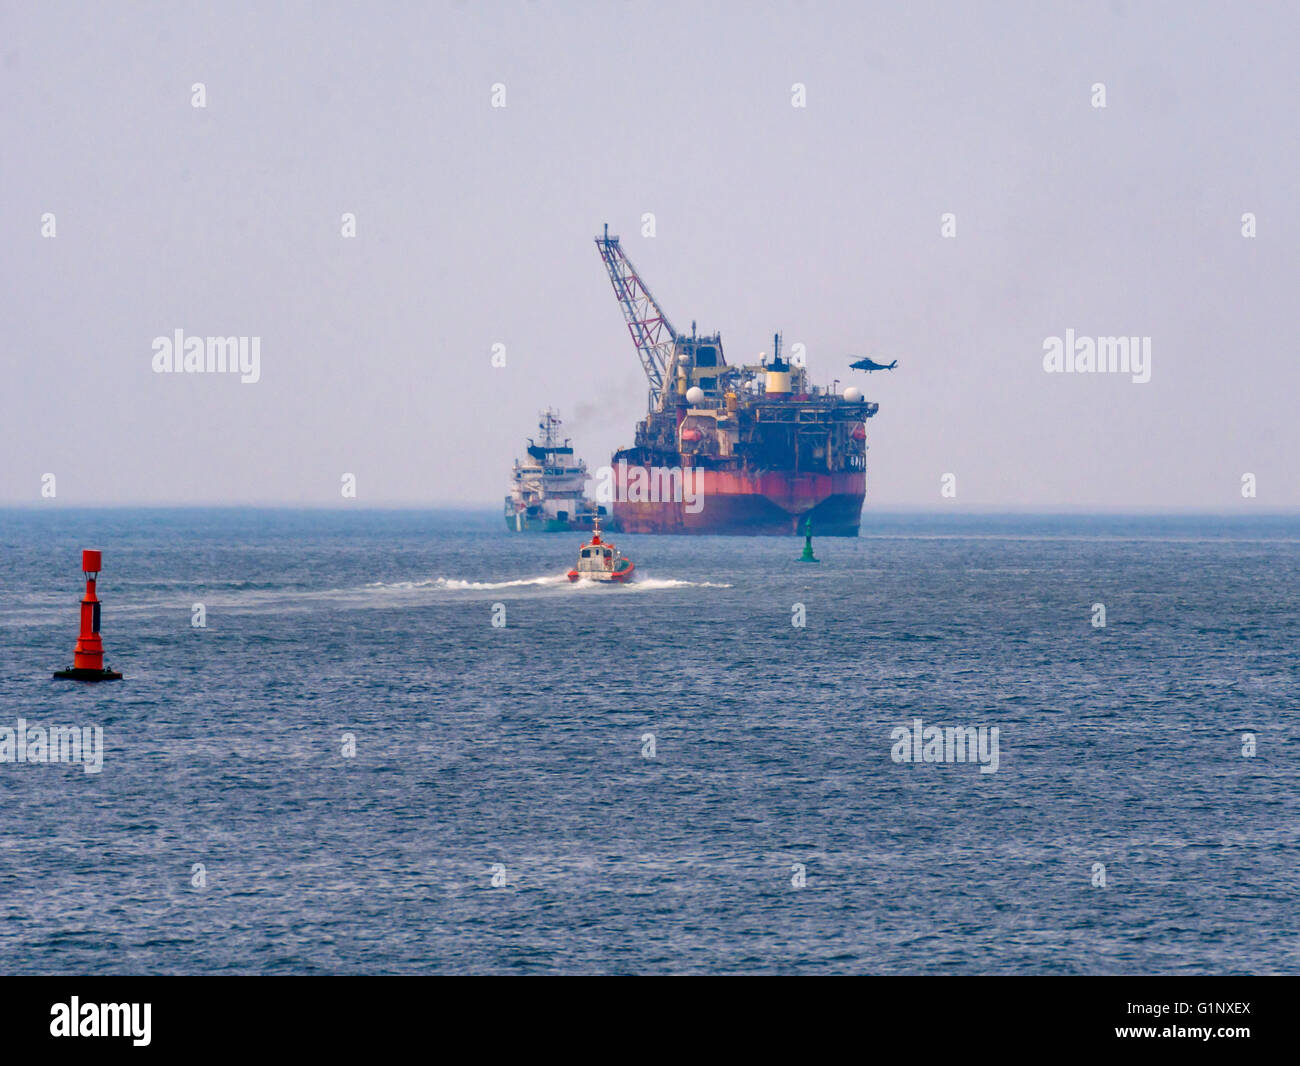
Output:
539,407,560,450
595,224,677,411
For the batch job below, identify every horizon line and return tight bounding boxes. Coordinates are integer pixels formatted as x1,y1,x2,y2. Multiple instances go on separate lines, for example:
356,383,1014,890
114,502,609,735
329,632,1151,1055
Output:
2,504,1297,517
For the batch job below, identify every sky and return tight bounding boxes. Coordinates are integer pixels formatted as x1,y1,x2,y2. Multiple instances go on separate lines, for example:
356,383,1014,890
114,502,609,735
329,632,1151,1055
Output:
2,0,1296,509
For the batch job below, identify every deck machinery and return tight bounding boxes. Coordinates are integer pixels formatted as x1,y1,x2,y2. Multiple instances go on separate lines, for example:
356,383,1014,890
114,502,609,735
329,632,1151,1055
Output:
595,226,881,535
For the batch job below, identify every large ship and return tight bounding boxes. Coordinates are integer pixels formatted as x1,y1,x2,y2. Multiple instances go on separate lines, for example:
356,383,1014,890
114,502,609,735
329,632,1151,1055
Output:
594,226,883,536
504,409,616,532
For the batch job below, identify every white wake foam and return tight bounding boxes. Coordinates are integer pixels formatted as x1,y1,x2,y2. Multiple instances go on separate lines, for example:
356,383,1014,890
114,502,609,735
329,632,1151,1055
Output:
367,574,570,591
628,577,733,590
367,573,732,593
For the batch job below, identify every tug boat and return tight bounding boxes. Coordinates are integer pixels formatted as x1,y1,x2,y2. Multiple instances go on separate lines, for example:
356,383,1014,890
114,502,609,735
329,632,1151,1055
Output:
567,517,635,583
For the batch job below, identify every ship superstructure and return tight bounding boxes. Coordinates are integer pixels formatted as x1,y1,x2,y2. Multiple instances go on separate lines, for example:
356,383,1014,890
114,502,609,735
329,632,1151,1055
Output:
504,409,614,532
595,226,881,535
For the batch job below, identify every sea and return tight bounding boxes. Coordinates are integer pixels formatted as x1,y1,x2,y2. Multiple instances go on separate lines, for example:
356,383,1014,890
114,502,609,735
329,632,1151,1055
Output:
1,509,1297,975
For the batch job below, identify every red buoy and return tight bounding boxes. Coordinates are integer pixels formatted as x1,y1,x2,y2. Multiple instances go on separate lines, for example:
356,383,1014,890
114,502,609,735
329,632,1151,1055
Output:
53,549,123,682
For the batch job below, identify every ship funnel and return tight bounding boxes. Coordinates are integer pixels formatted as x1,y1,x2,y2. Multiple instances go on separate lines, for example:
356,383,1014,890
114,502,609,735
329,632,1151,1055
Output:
765,368,792,395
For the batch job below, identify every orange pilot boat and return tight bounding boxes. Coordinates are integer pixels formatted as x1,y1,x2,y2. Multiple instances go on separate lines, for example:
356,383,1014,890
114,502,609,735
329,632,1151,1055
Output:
567,517,635,583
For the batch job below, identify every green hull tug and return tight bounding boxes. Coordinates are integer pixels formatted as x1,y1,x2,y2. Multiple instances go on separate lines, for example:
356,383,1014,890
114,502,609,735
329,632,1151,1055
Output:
799,516,818,563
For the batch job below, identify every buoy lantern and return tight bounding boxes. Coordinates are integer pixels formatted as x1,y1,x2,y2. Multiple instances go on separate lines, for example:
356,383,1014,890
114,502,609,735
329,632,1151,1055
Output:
53,549,123,682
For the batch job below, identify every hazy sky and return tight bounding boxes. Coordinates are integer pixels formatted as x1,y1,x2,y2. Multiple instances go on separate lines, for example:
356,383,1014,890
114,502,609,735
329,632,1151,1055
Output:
3,1,1296,509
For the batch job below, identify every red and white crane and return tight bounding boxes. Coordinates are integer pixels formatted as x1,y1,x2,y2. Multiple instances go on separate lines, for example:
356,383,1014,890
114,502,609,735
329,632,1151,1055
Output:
594,224,678,410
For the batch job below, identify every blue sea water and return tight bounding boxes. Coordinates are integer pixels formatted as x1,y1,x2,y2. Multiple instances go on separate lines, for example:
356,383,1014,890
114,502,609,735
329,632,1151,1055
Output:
0,508,1297,975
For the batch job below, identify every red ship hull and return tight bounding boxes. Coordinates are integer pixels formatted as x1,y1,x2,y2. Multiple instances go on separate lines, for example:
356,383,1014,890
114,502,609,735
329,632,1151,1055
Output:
612,467,866,536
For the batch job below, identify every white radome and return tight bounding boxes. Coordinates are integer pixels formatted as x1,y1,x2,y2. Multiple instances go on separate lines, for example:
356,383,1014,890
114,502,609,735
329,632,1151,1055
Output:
686,386,706,406
843,386,863,402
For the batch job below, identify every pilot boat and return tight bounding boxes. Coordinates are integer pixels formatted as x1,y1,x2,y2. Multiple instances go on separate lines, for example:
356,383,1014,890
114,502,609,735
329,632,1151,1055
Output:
567,517,635,583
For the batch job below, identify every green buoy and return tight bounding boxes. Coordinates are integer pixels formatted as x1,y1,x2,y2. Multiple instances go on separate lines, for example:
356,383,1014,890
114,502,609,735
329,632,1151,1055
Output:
798,516,818,562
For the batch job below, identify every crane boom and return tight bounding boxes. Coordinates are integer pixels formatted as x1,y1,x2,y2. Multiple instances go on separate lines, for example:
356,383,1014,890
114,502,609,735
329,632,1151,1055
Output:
595,225,676,408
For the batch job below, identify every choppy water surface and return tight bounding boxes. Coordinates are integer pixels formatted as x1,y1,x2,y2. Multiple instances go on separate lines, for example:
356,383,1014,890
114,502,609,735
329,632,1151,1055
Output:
1,509,1297,974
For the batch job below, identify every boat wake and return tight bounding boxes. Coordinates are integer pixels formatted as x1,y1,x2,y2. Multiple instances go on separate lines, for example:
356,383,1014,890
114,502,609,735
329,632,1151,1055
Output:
0,572,732,627
368,575,570,591
628,576,732,590
369,574,733,594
